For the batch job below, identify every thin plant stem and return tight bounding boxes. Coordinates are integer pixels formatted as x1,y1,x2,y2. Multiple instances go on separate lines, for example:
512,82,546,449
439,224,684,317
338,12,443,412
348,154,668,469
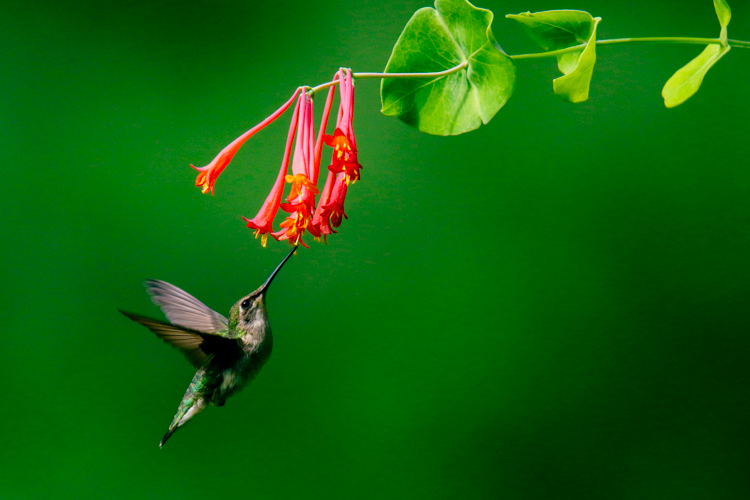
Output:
598,36,723,46
512,36,750,60
727,39,750,49
307,36,750,94
510,44,588,60
308,62,469,95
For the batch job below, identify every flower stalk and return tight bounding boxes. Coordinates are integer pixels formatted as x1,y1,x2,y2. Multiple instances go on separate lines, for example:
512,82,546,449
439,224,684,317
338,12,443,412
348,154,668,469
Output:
192,69,365,248
189,31,750,248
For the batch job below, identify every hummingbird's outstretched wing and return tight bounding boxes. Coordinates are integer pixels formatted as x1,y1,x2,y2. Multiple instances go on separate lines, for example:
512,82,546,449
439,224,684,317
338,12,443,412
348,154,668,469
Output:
119,310,241,368
144,280,229,335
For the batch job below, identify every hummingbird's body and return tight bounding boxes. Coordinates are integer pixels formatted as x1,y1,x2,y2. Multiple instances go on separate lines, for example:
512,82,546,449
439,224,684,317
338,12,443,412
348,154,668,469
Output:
120,248,295,447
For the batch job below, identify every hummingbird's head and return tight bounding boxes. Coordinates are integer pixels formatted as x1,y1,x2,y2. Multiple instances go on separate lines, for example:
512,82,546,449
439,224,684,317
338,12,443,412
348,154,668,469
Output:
228,246,297,334
230,288,268,334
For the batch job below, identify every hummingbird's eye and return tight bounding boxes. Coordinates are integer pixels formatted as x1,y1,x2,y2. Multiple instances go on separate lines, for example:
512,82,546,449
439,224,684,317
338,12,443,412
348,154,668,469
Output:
241,299,251,310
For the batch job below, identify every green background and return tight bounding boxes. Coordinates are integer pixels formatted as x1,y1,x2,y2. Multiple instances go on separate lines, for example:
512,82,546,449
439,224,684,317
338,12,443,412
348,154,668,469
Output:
3,0,749,498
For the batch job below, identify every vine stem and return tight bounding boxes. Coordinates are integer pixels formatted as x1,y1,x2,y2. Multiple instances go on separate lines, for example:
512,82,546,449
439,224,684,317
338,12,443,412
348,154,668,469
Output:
308,62,468,95
512,37,750,59
307,37,750,95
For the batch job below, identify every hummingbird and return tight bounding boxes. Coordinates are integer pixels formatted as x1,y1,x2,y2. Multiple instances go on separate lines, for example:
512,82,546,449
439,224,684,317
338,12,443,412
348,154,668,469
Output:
119,246,296,447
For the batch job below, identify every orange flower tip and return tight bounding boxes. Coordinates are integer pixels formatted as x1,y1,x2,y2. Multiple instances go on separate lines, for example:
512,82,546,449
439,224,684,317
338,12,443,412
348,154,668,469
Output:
285,175,295,183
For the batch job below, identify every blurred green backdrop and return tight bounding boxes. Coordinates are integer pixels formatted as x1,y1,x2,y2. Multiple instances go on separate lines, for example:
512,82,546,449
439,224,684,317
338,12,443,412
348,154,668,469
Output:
3,0,749,498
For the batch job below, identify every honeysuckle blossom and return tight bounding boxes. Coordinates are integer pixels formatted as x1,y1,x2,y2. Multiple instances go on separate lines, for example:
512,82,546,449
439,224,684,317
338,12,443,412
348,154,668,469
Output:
326,68,361,186
325,129,361,185
272,93,319,247
191,87,302,194
311,69,360,241
242,95,303,247
192,68,362,248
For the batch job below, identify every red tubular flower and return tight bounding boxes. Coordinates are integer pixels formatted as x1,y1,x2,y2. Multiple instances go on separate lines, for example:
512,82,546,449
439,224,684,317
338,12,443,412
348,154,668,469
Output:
273,93,319,247
312,68,361,242
192,87,302,195
323,174,349,230
194,68,362,248
323,69,361,186
309,72,341,240
310,170,336,239
313,71,340,187
242,95,303,247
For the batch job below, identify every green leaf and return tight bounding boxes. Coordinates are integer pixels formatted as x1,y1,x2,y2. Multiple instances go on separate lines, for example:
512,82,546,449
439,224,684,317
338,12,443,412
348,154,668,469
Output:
506,10,592,51
553,18,600,103
507,10,601,103
714,0,731,44
380,0,516,136
662,44,731,108
714,0,731,28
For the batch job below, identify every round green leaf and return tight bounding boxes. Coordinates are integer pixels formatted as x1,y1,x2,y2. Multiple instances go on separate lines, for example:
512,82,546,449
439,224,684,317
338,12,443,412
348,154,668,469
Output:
380,0,516,136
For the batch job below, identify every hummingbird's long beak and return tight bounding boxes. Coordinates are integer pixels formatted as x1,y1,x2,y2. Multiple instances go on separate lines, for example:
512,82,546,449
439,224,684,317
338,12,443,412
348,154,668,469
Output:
259,245,297,294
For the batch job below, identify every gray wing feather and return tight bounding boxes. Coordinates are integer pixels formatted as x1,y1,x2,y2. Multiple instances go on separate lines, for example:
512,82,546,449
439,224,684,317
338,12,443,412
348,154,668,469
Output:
119,310,240,368
144,280,228,334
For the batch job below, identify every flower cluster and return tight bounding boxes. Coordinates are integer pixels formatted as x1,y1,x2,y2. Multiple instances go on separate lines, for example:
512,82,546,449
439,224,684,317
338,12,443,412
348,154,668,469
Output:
191,69,361,248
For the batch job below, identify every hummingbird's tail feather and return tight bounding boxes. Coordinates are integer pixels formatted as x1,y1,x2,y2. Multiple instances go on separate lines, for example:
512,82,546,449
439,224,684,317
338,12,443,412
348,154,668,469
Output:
158,370,210,447
159,397,207,447
159,428,176,448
